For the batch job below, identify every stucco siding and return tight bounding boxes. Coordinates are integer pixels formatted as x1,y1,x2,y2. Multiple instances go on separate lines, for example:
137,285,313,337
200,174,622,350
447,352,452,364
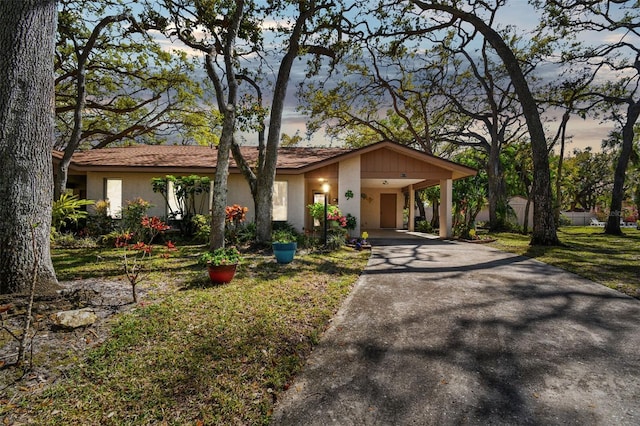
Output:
360,187,403,229
227,175,254,220
86,171,174,217
338,156,361,235
86,171,305,231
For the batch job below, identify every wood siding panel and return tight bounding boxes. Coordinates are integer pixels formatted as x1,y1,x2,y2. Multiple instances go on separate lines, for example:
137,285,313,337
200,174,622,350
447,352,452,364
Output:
305,163,338,179
361,148,453,179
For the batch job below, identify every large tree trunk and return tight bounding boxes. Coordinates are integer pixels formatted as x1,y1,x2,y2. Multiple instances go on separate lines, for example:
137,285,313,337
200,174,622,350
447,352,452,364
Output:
0,0,59,294
411,1,559,245
254,6,314,245
605,102,639,235
210,116,234,250
203,1,245,250
523,196,532,234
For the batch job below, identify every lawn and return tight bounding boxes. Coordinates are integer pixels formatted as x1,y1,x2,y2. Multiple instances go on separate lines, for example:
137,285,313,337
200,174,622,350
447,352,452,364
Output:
1,244,370,425
2,226,638,424
488,226,640,298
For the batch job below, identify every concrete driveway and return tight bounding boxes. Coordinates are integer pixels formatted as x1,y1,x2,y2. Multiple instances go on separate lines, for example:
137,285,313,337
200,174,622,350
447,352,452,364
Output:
271,238,640,425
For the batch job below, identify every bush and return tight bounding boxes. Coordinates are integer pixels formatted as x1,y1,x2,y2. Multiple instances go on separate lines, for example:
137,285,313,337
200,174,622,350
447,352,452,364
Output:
345,213,357,231
192,214,211,244
326,229,346,250
558,214,572,226
415,220,433,233
122,198,153,239
297,234,320,249
52,233,98,248
236,222,257,244
52,193,94,234
86,200,116,237
225,220,257,246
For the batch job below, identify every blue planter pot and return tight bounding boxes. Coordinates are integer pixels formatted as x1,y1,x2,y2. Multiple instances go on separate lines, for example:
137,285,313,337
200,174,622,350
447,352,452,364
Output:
272,242,297,264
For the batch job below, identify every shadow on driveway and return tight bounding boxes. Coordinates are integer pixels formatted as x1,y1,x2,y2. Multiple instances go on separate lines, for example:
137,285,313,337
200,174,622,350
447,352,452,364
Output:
272,240,640,425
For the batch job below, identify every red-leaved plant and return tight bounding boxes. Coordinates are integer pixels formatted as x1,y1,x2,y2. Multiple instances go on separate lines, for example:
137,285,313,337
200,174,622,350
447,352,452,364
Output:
115,216,176,303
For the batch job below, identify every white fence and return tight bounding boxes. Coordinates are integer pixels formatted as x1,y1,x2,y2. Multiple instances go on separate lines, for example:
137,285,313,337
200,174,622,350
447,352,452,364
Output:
560,211,596,226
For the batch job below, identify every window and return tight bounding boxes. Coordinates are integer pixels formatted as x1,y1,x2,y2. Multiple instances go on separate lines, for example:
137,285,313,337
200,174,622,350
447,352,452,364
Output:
313,192,325,227
104,178,122,219
272,181,288,221
166,180,182,220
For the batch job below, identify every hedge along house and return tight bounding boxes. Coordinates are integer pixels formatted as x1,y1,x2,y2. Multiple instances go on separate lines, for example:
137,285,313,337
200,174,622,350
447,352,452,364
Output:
52,141,476,238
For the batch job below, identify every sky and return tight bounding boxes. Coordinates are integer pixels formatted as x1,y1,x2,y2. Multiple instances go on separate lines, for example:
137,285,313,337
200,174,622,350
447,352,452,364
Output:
148,0,636,153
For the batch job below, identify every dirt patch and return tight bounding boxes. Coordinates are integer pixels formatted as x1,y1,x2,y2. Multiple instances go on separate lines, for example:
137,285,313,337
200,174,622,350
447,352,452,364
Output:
0,277,172,401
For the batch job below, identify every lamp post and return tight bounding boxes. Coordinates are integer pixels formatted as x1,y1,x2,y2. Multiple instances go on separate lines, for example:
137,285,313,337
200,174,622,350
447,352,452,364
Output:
321,182,330,246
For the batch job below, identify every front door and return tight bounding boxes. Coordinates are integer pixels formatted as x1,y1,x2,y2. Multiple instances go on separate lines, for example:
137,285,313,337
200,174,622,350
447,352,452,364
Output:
380,193,397,228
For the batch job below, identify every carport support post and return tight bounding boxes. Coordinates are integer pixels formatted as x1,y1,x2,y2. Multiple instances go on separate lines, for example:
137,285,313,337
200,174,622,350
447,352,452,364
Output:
408,184,415,232
439,178,453,238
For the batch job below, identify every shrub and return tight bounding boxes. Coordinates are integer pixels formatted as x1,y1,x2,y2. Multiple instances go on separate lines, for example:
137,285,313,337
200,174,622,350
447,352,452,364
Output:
115,216,174,303
307,203,341,222
86,200,116,236
297,233,319,249
236,222,257,244
52,193,94,234
558,214,572,226
345,213,357,231
192,214,211,244
122,198,153,240
415,220,433,233
326,229,346,250
224,205,251,245
52,233,98,249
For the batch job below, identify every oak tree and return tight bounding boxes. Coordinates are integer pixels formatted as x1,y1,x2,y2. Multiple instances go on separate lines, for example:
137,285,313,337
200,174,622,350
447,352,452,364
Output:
0,0,59,294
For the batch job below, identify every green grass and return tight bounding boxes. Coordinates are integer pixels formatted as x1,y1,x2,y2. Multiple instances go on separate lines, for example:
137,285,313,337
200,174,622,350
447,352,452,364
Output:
4,246,369,425
488,226,640,298
6,227,638,423
50,243,206,283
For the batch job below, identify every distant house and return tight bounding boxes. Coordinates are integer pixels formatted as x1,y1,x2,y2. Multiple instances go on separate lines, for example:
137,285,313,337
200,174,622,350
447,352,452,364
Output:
52,141,476,238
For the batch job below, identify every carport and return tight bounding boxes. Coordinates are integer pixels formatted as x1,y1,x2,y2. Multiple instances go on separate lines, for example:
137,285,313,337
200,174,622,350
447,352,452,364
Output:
302,141,477,238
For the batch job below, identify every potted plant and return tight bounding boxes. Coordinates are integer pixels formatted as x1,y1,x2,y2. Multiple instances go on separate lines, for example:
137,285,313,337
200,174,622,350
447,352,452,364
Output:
198,246,242,284
272,229,298,264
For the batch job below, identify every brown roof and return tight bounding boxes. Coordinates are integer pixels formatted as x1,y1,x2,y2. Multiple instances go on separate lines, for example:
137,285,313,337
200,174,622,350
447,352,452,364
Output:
58,145,351,172
55,142,476,181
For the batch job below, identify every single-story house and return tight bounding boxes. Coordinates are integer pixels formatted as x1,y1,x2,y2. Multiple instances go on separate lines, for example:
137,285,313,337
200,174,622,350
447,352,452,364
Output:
52,141,476,238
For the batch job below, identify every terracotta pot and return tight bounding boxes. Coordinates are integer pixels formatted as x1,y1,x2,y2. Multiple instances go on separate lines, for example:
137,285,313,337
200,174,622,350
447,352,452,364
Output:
207,264,237,284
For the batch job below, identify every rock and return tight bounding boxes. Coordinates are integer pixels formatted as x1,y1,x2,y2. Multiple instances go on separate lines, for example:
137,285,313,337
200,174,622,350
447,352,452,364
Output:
50,308,97,329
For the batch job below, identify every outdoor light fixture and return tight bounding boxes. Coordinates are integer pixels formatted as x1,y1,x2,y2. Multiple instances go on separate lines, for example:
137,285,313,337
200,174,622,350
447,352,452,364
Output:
322,182,330,246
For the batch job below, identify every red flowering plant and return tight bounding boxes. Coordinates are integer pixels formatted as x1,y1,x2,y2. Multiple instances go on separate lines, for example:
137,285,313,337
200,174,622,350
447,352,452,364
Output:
224,204,249,245
324,205,349,228
115,216,176,303
326,211,348,227
225,204,248,226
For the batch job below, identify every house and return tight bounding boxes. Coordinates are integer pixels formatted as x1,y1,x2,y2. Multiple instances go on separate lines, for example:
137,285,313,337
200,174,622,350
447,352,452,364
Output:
52,141,476,238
